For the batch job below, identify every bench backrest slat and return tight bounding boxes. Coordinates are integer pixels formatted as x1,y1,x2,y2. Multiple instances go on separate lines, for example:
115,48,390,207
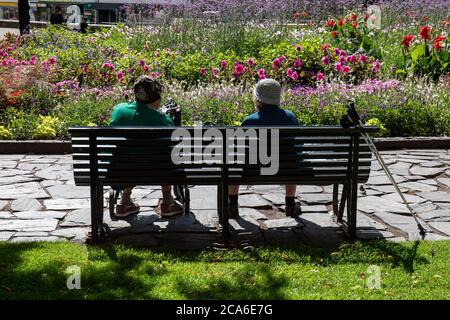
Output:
70,126,374,186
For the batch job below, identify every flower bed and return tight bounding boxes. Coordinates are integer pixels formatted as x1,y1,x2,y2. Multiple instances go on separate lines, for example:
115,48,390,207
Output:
0,0,449,140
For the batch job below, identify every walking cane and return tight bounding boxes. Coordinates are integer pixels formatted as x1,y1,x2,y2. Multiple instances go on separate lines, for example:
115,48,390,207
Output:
341,102,427,239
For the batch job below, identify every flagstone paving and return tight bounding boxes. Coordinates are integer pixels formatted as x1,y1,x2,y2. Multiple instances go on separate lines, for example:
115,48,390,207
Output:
0,150,449,248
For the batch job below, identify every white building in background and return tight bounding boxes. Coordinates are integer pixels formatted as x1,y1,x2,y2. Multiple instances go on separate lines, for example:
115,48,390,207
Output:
0,1,187,24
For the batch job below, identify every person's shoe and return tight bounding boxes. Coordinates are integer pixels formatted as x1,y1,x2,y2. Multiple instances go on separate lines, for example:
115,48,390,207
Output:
286,202,302,217
156,198,184,217
115,200,140,218
228,203,240,219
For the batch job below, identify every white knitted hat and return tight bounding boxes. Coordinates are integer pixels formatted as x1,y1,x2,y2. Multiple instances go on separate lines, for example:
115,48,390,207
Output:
253,78,281,106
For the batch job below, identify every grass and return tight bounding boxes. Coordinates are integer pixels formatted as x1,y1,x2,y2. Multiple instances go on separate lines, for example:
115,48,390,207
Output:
0,240,448,300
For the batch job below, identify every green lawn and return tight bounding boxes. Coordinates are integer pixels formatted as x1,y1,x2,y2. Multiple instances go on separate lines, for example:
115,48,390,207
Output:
0,240,448,300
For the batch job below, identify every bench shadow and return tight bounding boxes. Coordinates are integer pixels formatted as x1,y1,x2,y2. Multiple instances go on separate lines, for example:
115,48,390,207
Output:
105,207,411,253
106,209,218,250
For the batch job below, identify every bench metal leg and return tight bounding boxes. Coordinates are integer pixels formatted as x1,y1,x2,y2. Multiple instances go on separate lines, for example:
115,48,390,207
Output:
347,182,358,241
346,181,354,240
97,183,107,239
184,186,190,215
332,184,339,216
218,184,223,225
348,136,360,241
337,184,347,223
90,183,99,244
221,182,230,242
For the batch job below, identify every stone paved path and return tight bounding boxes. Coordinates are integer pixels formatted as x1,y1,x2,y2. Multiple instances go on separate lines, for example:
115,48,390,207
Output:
0,28,19,38
1,149,449,248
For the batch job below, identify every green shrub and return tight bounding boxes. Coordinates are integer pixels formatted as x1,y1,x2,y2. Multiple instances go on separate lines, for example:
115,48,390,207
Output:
33,115,61,140
0,125,12,140
364,118,389,137
56,93,117,139
4,108,39,140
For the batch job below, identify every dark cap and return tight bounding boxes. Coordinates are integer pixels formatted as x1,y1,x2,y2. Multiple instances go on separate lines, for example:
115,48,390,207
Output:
133,76,162,104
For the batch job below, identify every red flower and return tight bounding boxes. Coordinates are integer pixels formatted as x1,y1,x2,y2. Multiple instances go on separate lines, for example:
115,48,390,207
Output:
338,18,344,27
326,19,335,27
401,35,414,48
331,31,338,39
419,25,431,41
433,35,445,51
9,89,25,97
352,21,358,29
293,11,301,19
352,14,357,21
363,14,369,21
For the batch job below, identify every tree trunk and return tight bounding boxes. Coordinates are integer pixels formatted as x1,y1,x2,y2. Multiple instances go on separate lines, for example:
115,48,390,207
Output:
18,0,31,35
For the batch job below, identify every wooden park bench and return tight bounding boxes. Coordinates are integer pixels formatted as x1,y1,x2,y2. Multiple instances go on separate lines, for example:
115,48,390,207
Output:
69,126,377,243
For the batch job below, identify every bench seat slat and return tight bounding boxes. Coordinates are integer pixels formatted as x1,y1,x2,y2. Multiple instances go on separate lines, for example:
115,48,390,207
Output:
72,161,371,170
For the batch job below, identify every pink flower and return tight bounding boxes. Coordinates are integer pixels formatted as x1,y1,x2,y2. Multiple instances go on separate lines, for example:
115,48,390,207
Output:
102,62,114,71
234,63,245,75
48,57,56,65
342,65,350,74
291,71,299,81
199,67,207,76
317,72,324,81
287,68,299,80
139,59,145,66
286,68,294,77
334,62,342,72
116,71,124,81
150,72,159,78
247,58,256,67
272,58,281,69
82,64,87,74
21,60,28,65
334,48,340,55
1,60,6,67
143,65,149,72
339,50,346,57
279,55,286,61
28,56,37,65
258,68,266,79
322,43,331,53
212,68,219,78
321,56,330,65
294,58,302,68
5,58,17,66
347,55,357,63
360,54,367,63
220,60,226,70
339,56,346,64
372,59,381,72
